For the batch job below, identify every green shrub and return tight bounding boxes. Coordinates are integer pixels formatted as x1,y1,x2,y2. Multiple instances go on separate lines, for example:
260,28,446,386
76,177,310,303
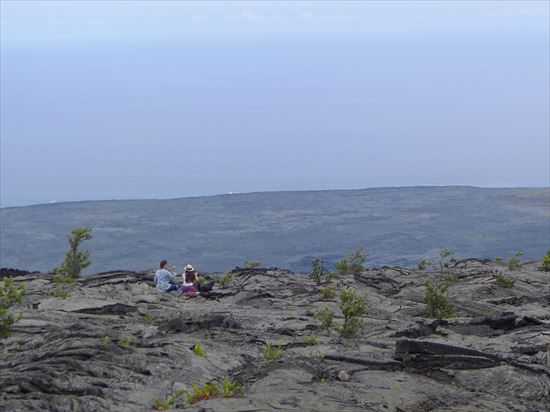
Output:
495,256,504,265
421,279,456,319
118,336,132,347
55,227,92,278
153,389,187,410
222,377,244,398
319,285,338,299
52,273,75,285
262,344,282,360
143,314,155,323
541,251,550,272
507,251,523,270
335,246,367,275
103,336,110,344
309,257,328,285
495,272,515,288
438,248,456,274
443,273,459,284
0,277,26,339
314,307,335,336
193,342,206,357
51,289,70,299
305,333,320,345
243,260,261,269
415,259,433,270
178,378,243,406
218,272,233,286
338,287,368,338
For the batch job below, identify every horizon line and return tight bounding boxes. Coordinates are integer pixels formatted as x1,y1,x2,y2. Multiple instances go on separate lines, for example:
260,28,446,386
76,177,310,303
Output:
2,184,549,210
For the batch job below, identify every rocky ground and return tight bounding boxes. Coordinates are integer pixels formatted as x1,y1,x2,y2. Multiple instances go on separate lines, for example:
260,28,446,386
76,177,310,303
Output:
1,260,549,411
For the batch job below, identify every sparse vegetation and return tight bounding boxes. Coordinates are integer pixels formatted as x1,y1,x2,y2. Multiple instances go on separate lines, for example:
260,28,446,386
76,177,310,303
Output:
314,307,335,336
420,279,456,319
103,336,110,344
222,377,244,398
193,342,206,357
319,285,338,299
218,272,233,286
415,259,433,270
495,256,504,265
305,333,320,345
184,382,219,404
118,336,132,347
51,289,70,299
153,390,187,410
309,257,328,285
507,251,523,270
262,344,282,360
143,314,155,323
443,272,459,284
52,273,76,285
313,287,368,339
438,248,456,274
243,260,261,269
335,246,367,276
541,251,550,272
0,277,26,339
338,287,368,338
172,378,244,407
495,272,515,288
55,227,92,278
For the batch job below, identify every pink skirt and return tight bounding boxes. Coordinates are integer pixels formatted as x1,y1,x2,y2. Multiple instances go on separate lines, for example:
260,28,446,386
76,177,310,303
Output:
181,285,198,297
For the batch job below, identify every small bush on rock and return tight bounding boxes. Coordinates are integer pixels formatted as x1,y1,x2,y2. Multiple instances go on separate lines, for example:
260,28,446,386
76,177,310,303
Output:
319,285,338,299
51,289,70,299
443,273,459,284
55,227,92,278
314,307,335,336
309,257,328,285
438,248,456,274
421,279,456,319
263,344,282,360
1,277,26,338
218,272,233,286
193,342,206,357
118,336,132,347
415,259,433,270
222,377,244,398
338,287,368,339
507,251,523,270
305,333,320,345
495,272,515,288
335,246,367,276
541,251,550,272
243,260,261,269
143,314,155,323
153,390,187,410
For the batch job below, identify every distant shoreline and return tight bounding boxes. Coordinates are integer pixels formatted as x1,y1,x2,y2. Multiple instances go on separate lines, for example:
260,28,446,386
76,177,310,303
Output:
2,185,548,210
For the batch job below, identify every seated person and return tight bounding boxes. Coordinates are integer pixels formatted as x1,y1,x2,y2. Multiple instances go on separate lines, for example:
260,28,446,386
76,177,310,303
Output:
183,264,215,294
154,260,179,293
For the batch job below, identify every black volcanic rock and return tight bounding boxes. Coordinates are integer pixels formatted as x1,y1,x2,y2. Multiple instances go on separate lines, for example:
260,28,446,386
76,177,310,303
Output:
0,260,549,411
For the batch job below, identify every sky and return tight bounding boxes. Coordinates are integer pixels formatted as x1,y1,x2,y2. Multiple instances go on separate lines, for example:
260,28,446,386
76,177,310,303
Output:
1,1,549,207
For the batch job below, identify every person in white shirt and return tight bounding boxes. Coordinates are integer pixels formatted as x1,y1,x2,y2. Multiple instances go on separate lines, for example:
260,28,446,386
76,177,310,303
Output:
153,260,179,293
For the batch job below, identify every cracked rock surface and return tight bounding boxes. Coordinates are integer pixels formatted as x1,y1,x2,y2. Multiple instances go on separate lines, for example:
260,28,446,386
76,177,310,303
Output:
1,260,549,411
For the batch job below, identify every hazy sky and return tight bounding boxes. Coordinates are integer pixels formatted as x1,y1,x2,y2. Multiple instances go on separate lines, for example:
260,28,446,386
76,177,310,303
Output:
1,1,549,207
